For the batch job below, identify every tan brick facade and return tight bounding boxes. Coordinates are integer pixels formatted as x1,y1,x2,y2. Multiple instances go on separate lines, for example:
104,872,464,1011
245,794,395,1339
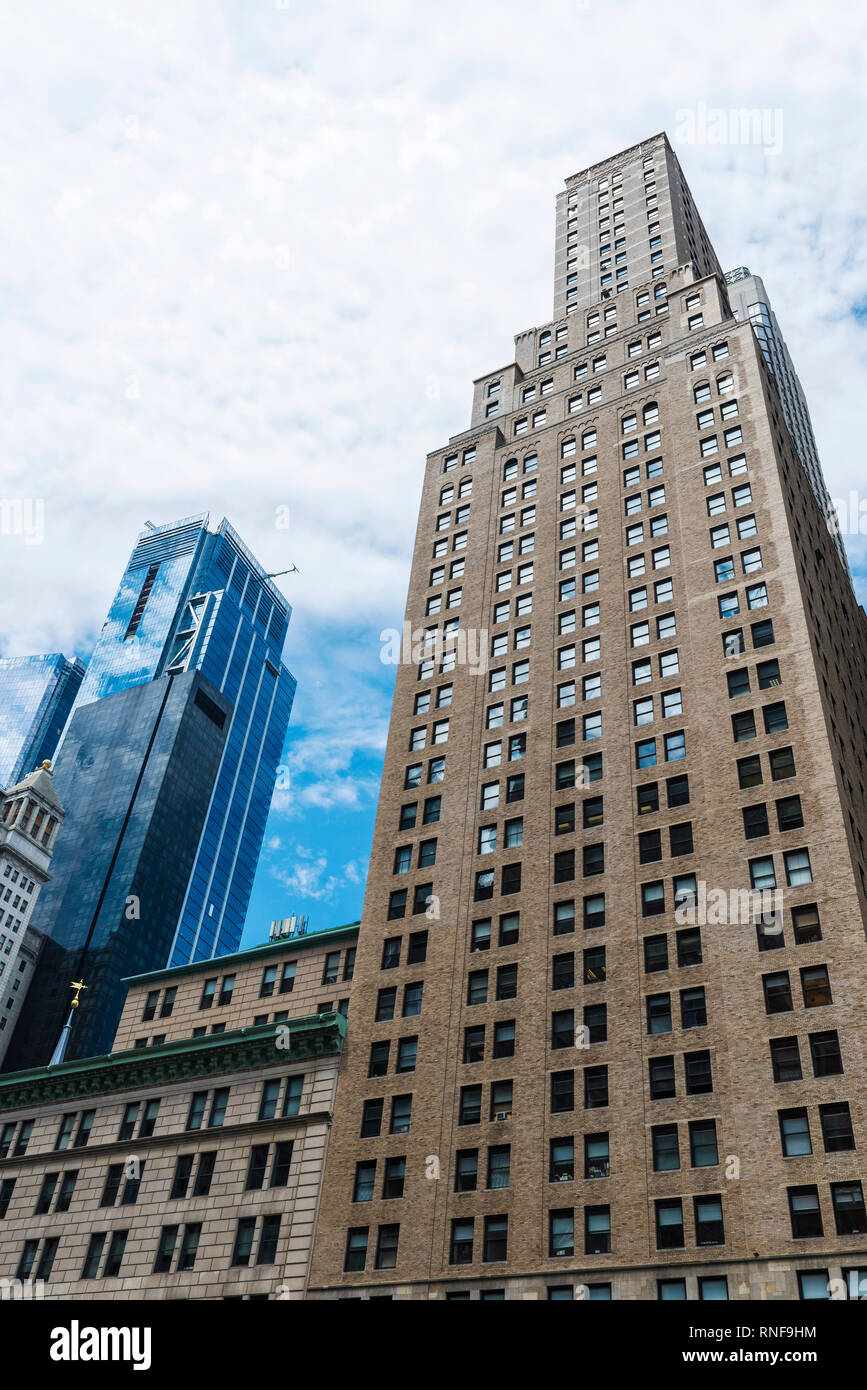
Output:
307,135,867,1301
0,926,357,1299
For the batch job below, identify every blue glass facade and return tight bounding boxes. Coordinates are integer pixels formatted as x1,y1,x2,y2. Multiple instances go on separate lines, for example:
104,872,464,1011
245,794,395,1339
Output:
0,654,85,788
64,513,296,965
3,671,232,1065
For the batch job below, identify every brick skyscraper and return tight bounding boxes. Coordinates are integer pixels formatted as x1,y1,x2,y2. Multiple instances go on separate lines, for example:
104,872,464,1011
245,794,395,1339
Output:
309,133,867,1302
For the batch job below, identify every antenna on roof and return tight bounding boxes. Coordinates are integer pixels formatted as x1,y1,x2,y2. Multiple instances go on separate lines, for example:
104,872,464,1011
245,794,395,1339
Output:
266,565,299,579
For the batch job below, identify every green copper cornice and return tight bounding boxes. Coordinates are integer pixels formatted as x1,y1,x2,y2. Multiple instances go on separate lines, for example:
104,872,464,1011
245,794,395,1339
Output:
0,1013,346,1113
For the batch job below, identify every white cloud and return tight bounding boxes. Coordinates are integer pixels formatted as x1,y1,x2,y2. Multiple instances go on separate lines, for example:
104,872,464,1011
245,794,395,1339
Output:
268,843,363,903
2,0,866,674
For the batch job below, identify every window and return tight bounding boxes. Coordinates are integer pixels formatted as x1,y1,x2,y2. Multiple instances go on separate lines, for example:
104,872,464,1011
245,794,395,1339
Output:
697,1276,728,1301
770,1036,802,1083
779,1108,812,1158
375,1223,400,1268
788,1186,822,1239
642,881,665,916
655,1199,684,1249
584,1065,608,1109
361,1100,383,1138
390,1095,412,1134
797,1270,830,1301
770,747,796,781
801,964,831,1008
792,903,821,943
784,848,812,885
689,1119,718,1169
681,986,706,1028
644,935,668,973
585,1205,611,1254
820,1103,854,1153
810,1030,842,1076
344,1227,368,1272
694,1196,724,1246
685,1050,713,1094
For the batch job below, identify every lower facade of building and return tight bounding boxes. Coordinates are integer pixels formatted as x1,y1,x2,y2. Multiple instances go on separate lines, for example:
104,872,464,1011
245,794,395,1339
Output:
307,1255,867,1301
0,1016,344,1300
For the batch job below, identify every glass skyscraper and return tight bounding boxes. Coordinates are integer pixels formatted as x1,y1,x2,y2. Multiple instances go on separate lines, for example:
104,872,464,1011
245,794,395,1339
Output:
3,513,296,1065
62,512,297,965
0,654,85,788
3,670,233,1064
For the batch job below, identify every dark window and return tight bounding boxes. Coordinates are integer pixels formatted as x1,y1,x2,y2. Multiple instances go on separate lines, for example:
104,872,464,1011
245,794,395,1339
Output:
669,822,693,857
809,1030,843,1077
554,850,575,883
375,987,396,1022
580,1132,606,1180
552,953,575,990
743,803,770,839
454,1150,478,1193
732,710,756,741
776,795,804,832
344,1227,368,1272
762,701,788,734
680,987,707,1029
647,993,671,1034
584,1065,608,1109
737,754,762,788
801,965,832,1007
585,1205,611,1254
450,1219,474,1265
655,1199,684,1249
375,1223,400,1269
583,843,605,876
820,1103,854,1153
551,1070,574,1114
496,964,518,1000
407,931,428,965
501,863,522,895
639,830,662,864
550,1137,574,1182
763,971,793,1014
685,1050,713,1094
676,928,702,967
694,1196,724,1246
769,746,796,781
583,946,606,984
644,935,668,973
459,1085,482,1126
361,1099,383,1138
792,903,822,944
831,1182,866,1236
690,1119,719,1167
153,1226,178,1274
382,1157,406,1199
652,1124,679,1171
770,1036,802,1082
788,1186,822,1239
666,775,690,807
483,1214,508,1263
245,1150,269,1195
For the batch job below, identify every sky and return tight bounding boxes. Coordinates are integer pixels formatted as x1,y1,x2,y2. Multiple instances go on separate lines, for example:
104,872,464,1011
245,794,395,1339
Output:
1,0,866,950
